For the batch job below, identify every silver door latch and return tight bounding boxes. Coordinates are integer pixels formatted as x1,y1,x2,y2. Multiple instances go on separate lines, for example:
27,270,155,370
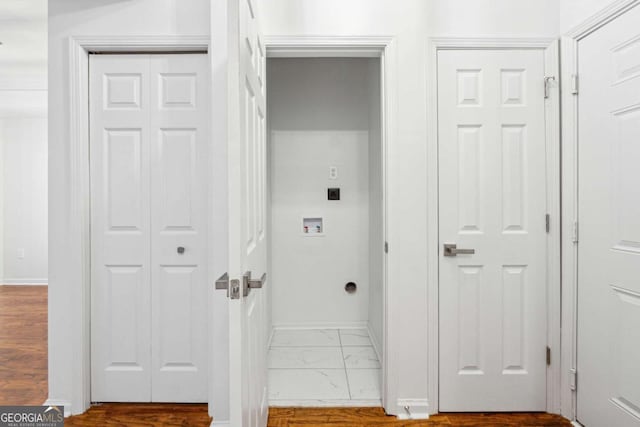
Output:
215,272,241,300
443,243,475,257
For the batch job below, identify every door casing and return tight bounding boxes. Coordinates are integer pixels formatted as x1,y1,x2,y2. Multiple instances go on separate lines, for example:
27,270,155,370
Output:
426,37,561,415
47,35,214,416
264,35,395,415
560,0,640,423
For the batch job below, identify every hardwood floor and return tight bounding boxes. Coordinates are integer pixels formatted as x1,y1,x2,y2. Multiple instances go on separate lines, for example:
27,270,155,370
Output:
268,408,571,426
64,403,211,426
0,285,48,405
64,405,571,426
0,285,571,426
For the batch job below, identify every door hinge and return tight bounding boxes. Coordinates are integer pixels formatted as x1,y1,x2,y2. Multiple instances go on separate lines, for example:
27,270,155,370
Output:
384,241,389,254
544,76,556,99
546,346,551,365
569,368,578,391
571,74,579,95
572,221,579,243
545,214,550,233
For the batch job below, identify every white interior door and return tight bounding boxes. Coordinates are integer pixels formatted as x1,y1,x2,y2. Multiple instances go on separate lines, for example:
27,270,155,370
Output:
227,0,269,425
438,49,548,411
90,53,209,402
577,5,640,426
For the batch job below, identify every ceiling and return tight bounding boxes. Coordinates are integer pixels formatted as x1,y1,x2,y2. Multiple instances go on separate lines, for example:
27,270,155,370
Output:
0,0,47,116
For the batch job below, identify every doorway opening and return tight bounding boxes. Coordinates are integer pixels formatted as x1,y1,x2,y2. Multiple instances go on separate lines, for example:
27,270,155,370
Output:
266,57,384,406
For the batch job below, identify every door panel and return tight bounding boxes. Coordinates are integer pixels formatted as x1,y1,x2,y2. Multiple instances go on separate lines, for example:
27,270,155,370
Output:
577,5,640,426
438,50,548,411
91,54,208,403
150,54,209,403
228,0,269,424
91,56,152,402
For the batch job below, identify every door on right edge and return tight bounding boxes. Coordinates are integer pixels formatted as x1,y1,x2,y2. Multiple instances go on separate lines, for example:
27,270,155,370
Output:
577,4,640,427
438,49,548,411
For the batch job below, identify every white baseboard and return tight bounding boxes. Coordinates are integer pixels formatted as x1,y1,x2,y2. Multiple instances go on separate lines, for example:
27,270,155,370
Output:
210,421,229,427
270,399,381,407
43,399,71,417
396,399,430,420
367,322,382,362
571,421,584,427
2,278,48,285
272,321,368,330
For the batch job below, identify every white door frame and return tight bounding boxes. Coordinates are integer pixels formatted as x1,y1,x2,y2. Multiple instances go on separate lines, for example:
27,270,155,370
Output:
426,37,562,414
264,35,396,413
56,35,212,416
559,0,640,423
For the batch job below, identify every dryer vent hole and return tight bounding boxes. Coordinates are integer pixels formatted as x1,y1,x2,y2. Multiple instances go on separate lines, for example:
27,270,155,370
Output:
345,282,357,294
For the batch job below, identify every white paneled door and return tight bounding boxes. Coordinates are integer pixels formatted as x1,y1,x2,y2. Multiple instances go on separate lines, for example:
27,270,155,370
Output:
438,50,548,411
577,5,640,427
90,54,209,402
226,0,268,425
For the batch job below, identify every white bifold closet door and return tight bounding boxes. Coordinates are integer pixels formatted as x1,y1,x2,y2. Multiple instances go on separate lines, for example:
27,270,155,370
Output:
90,54,209,402
577,4,640,427
438,49,548,411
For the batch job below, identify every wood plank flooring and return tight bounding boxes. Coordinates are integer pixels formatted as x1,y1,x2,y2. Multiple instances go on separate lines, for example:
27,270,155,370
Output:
0,285,571,426
0,285,48,405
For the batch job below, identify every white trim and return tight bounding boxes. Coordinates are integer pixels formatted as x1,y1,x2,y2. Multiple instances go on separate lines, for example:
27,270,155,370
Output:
43,399,72,418
560,34,579,422
53,34,209,416
395,399,430,420
67,35,209,52
264,34,396,416
271,322,368,330
210,421,229,427
426,37,562,415
429,37,556,50
543,40,562,416
1,279,48,285
270,399,382,408
559,0,640,423
264,35,393,57
566,0,640,39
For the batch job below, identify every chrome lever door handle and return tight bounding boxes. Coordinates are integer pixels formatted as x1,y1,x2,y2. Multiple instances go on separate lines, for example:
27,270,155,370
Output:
243,271,267,297
443,243,475,257
215,272,229,290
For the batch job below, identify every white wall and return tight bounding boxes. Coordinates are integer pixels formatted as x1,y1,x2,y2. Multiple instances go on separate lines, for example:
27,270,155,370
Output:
48,0,210,415
367,60,383,354
263,0,562,416
1,117,48,284
0,120,3,283
268,58,377,327
428,0,559,36
560,0,621,32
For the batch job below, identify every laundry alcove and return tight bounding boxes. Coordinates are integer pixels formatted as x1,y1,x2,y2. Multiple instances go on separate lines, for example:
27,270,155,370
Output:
266,57,384,406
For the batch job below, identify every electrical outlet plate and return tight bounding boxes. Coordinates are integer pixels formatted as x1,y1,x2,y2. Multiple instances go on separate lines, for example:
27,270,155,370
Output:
329,166,338,180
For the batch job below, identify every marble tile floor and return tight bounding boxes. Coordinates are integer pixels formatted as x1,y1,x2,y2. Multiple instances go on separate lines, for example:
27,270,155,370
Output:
268,328,382,407
268,329,381,407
